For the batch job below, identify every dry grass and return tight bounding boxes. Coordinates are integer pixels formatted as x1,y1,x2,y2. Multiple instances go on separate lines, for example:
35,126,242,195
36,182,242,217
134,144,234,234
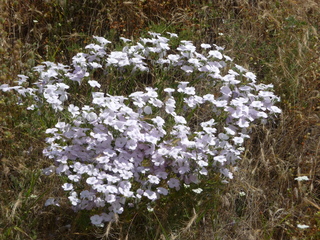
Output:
0,0,319,239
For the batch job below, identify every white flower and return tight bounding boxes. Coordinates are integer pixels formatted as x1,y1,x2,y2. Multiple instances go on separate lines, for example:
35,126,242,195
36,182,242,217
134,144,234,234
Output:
192,188,203,194
294,176,310,181
147,205,154,212
297,224,309,229
93,36,111,46
68,191,80,206
27,104,36,110
239,191,246,197
166,32,178,38
120,37,131,43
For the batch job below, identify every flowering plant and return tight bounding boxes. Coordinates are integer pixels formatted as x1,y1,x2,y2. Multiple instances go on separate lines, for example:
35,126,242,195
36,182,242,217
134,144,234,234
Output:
1,32,281,226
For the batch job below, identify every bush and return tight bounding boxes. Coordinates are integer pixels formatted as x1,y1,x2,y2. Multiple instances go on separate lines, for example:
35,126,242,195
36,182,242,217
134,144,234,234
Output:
1,32,281,226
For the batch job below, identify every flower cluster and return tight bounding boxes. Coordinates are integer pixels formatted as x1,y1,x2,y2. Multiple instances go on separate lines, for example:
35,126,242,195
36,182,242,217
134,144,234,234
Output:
1,32,281,226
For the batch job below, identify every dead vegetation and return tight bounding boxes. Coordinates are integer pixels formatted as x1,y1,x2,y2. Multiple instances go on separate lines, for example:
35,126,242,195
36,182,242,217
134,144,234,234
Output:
0,0,319,239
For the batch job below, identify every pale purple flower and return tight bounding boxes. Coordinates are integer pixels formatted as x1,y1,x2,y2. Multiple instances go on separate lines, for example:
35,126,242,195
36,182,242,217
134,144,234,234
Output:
143,190,158,200
184,87,196,95
251,101,264,108
126,139,137,150
174,115,187,124
165,97,176,114
16,74,29,85
244,72,256,81
221,86,232,97
199,64,219,73
106,185,118,193
164,88,175,94
269,106,282,113
86,177,99,185
93,36,111,46
208,50,223,59
184,95,203,108
85,43,103,51
42,165,55,175
156,171,168,179
62,183,74,191
203,94,215,102
105,194,116,203
181,65,194,73
68,174,81,182
90,215,103,226
88,80,101,88
152,116,165,126
148,175,160,184
167,178,180,190
118,181,133,197
115,137,127,148
218,133,229,140
45,198,60,207
168,54,180,63
201,43,211,49
68,191,81,206
188,58,201,67
235,64,246,72
214,155,227,163
157,187,168,195
233,137,244,145
0,84,21,92
80,190,94,200
224,55,232,61
237,118,250,128
120,37,131,43
143,105,152,114
148,97,163,108
220,168,233,179
68,104,80,117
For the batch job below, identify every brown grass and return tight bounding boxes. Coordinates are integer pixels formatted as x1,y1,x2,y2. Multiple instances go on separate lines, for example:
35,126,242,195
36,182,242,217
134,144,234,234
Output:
0,0,319,239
